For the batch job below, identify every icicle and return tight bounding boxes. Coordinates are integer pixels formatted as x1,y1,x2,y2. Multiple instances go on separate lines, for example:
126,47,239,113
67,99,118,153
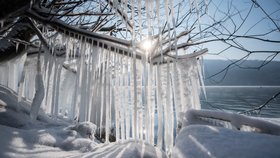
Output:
54,65,62,117
131,0,138,140
148,63,155,145
120,53,125,141
30,0,33,8
125,54,130,140
89,43,98,123
79,48,88,122
161,62,168,151
114,50,120,142
141,1,149,138
177,57,202,114
105,46,111,143
138,58,144,140
198,58,207,100
156,63,163,149
15,42,19,53
44,53,53,114
144,57,150,142
87,41,95,121
129,51,135,140
164,60,173,153
0,20,4,28
17,61,27,112
51,57,58,116
172,61,182,134
99,43,106,138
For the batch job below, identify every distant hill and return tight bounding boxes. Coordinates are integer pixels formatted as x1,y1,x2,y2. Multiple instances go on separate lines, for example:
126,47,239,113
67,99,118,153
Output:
203,60,280,86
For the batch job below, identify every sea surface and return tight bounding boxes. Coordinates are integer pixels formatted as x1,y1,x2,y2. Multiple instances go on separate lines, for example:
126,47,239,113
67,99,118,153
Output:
200,86,280,118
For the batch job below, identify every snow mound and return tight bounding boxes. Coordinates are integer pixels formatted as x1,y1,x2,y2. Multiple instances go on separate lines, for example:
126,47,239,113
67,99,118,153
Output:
172,125,280,158
67,121,97,139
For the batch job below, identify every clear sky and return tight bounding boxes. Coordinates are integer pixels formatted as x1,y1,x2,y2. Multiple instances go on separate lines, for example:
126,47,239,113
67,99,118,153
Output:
201,0,280,61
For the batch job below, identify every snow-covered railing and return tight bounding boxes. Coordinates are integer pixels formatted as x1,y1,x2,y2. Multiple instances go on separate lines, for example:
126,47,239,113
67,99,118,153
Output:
183,109,280,135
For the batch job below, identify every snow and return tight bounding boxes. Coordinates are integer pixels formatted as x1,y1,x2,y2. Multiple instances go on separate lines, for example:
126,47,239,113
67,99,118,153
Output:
83,140,167,158
1,1,279,156
0,85,166,158
2,85,279,158
172,125,280,158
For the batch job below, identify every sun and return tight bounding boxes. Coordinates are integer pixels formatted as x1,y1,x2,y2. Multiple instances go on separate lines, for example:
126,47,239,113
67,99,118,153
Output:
141,38,153,52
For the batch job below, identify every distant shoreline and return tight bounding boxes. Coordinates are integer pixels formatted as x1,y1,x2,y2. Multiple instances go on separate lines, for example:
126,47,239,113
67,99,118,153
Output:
204,85,280,88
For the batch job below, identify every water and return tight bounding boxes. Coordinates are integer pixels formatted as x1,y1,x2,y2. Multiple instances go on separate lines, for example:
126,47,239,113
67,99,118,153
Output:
201,86,280,118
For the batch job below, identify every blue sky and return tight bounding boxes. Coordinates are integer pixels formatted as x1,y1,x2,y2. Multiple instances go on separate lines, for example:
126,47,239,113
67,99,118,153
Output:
202,0,280,61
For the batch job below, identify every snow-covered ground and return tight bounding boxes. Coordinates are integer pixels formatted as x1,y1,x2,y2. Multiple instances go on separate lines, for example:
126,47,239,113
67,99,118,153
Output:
0,85,167,158
172,125,280,158
2,83,280,158
1,68,280,157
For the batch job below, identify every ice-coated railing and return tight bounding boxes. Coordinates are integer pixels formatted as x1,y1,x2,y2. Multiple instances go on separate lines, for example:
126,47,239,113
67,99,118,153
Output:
183,109,280,135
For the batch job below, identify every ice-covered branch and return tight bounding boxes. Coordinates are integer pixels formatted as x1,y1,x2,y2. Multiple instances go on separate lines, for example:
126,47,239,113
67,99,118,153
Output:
240,91,280,115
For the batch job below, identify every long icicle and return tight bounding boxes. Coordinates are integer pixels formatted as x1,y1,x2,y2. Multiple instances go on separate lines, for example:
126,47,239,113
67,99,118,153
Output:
131,0,138,140
99,42,105,138
120,53,125,141
125,54,130,140
114,49,120,142
105,46,111,143
156,63,163,149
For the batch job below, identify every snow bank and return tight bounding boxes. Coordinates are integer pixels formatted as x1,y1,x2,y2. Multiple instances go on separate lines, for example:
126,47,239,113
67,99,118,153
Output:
172,125,280,158
0,124,82,158
0,84,67,128
172,109,280,158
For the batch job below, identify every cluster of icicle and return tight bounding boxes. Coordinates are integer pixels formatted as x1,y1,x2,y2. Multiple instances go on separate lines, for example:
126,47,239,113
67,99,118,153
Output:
0,0,207,153
2,36,203,153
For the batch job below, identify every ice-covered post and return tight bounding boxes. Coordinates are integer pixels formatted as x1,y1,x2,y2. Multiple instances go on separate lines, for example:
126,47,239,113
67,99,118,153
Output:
30,45,45,122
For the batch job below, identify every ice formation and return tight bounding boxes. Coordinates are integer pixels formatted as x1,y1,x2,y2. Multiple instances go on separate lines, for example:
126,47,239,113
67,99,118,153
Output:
0,0,208,153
